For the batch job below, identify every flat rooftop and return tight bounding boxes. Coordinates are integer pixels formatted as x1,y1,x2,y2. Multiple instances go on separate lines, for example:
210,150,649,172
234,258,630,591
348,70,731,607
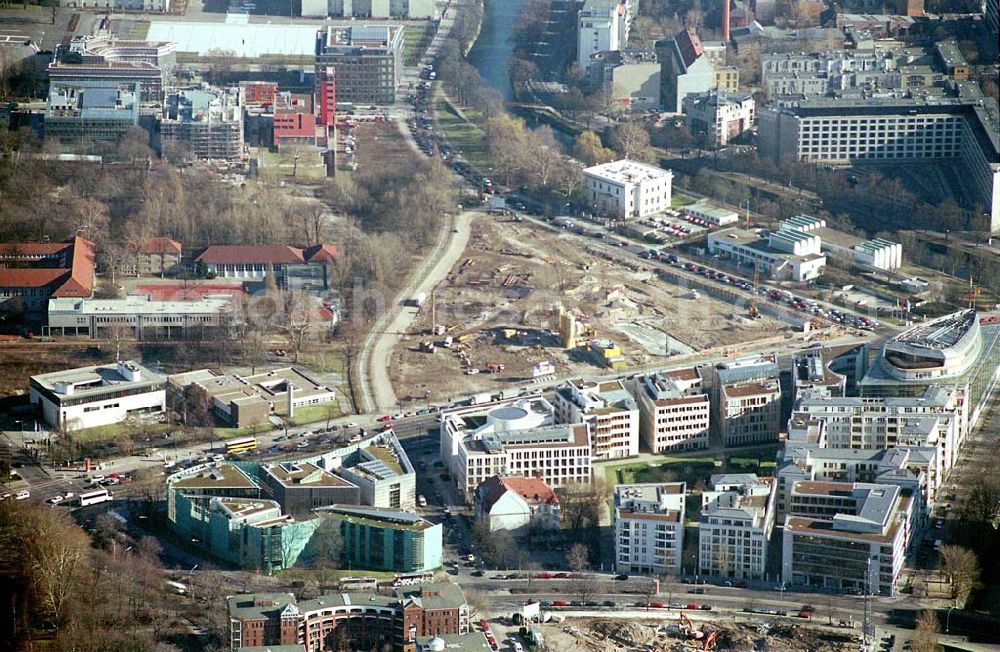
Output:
216,497,279,519
321,506,433,530
583,159,672,184
147,19,318,57
170,463,257,490
31,360,164,397
48,296,231,315
471,423,589,454
263,462,355,488
722,379,780,398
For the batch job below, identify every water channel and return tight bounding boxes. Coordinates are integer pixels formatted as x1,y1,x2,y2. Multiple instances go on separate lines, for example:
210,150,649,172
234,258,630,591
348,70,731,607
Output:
466,0,524,101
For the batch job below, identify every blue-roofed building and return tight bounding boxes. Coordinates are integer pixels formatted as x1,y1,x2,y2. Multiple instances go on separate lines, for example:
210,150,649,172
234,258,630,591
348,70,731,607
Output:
319,505,443,573
44,79,139,142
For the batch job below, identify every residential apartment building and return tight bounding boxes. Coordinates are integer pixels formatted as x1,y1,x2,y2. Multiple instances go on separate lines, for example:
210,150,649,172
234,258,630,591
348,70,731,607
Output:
439,397,592,503
29,360,166,429
475,475,560,535
776,444,937,517
781,481,916,596
791,346,848,399
0,236,95,313
45,80,140,142
314,26,403,105
790,385,967,472
45,295,233,340
135,237,182,276
682,89,755,147
229,583,468,652
715,375,782,447
758,90,1000,231
657,30,738,113
553,379,639,459
157,87,243,159
322,506,442,573
613,482,686,575
577,0,630,72
632,368,710,452
582,159,673,220
698,474,776,580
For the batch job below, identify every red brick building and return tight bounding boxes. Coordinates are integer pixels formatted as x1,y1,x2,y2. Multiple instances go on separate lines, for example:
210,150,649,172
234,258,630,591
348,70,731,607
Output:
228,583,469,652
316,65,336,127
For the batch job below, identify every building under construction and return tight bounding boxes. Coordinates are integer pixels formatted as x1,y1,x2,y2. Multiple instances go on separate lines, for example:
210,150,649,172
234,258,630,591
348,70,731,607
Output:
155,86,244,159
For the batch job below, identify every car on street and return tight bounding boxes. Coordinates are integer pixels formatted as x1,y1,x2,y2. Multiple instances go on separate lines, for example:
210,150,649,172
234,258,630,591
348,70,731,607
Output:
47,495,65,505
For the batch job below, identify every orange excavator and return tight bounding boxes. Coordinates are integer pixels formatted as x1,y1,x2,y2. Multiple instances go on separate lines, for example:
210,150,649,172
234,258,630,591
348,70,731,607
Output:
678,613,718,650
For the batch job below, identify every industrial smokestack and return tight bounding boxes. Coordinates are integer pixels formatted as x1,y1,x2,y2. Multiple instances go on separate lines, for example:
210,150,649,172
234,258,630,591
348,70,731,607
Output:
722,0,730,42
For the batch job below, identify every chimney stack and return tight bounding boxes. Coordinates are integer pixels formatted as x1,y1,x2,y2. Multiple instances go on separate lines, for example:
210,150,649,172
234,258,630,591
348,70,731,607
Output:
722,0,730,42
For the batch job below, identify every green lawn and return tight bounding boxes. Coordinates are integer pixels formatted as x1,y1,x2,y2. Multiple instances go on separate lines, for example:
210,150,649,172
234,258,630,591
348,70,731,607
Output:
72,422,172,443
671,193,697,208
437,101,489,170
403,23,434,66
213,423,272,439
284,403,341,427
257,147,327,180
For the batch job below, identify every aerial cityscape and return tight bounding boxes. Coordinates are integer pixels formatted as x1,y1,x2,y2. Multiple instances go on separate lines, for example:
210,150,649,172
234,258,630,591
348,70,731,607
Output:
0,0,998,650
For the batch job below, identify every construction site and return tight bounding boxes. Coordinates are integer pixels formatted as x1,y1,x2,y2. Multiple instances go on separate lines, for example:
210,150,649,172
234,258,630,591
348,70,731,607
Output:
389,217,787,402
526,615,863,652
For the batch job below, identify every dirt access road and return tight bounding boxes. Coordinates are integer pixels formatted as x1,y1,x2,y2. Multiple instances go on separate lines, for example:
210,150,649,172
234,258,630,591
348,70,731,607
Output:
356,210,476,412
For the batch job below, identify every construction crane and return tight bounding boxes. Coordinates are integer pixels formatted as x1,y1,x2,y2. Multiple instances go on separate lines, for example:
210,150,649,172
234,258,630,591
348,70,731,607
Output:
968,277,981,310
748,263,761,319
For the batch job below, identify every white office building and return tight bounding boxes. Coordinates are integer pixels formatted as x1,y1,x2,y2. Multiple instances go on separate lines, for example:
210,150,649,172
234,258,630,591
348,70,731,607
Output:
790,385,967,473
682,90,756,147
782,481,916,596
439,397,592,504
758,94,1000,231
776,444,938,517
29,360,166,430
553,379,640,459
632,368,710,452
613,482,686,575
699,474,776,580
577,0,630,72
707,228,827,282
583,159,673,220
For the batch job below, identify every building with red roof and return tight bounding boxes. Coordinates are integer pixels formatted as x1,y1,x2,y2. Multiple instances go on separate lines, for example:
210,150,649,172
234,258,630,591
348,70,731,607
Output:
474,475,560,535
0,236,95,313
195,244,336,288
136,236,182,277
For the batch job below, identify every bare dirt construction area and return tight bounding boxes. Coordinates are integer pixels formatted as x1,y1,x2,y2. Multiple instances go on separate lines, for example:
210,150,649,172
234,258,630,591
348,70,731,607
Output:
389,217,784,403
540,617,861,652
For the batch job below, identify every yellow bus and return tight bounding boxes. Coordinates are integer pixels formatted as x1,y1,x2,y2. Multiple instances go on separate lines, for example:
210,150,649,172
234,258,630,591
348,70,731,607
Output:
225,436,258,456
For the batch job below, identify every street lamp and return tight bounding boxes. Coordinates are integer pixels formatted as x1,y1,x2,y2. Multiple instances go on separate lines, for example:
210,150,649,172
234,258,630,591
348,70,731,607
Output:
946,605,956,634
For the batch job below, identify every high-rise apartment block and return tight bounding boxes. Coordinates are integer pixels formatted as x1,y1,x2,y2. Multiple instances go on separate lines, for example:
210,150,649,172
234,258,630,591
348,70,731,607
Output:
613,482,686,575
632,368,710,452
